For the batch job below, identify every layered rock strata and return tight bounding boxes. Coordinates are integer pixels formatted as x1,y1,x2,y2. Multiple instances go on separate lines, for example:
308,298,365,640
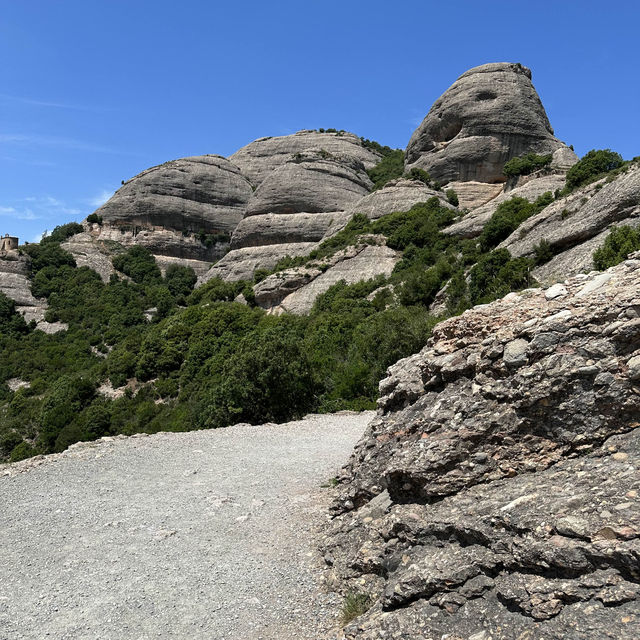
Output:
325,255,640,639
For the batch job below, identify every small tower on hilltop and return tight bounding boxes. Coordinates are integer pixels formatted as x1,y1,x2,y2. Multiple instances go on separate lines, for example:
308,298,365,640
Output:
0,234,19,252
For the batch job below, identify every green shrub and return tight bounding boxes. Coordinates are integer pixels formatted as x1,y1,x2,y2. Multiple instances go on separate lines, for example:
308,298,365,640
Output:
593,226,640,270
533,239,554,265
340,591,373,625
479,193,552,251
0,292,29,336
565,149,624,190
112,246,162,284
164,265,197,303
367,149,405,190
405,167,431,185
86,213,103,225
469,249,535,304
9,441,38,462
503,153,552,178
445,189,459,207
46,222,84,243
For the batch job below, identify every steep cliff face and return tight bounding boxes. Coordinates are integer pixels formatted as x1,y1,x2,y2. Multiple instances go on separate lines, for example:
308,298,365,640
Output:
324,255,640,639
405,63,577,184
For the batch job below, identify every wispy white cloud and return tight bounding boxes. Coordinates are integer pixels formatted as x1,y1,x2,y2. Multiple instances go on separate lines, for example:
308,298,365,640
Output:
0,93,116,112
1,196,82,222
0,133,141,156
88,189,115,208
0,205,40,220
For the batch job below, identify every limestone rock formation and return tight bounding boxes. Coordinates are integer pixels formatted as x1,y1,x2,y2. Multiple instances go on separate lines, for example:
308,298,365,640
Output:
324,255,640,639
205,150,376,283
230,130,382,188
96,155,252,236
199,242,318,283
0,252,65,332
445,172,567,238
245,150,373,217
405,63,576,184
230,212,350,249
253,242,400,315
502,164,640,281
346,179,452,220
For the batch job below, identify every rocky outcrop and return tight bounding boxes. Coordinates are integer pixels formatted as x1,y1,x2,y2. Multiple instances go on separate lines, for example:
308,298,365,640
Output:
230,130,382,188
347,179,452,220
199,242,317,283
405,63,576,184
440,180,504,211
325,255,640,639
253,242,400,314
96,155,252,236
445,172,567,238
0,251,65,332
502,164,640,281
245,150,373,217
230,212,350,249
207,150,376,283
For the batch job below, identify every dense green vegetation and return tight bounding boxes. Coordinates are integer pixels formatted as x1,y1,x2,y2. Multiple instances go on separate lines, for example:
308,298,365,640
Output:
593,225,640,270
479,192,553,251
503,153,552,178
565,149,624,191
1,191,546,463
366,149,404,190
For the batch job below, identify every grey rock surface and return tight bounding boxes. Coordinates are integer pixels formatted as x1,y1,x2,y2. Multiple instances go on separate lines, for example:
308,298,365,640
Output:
245,150,373,218
231,211,349,249
0,412,373,640
347,179,452,220
445,173,566,238
502,165,640,270
324,256,640,639
276,244,400,315
200,242,318,283
405,62,575,184
444,180,504,210
95,155,252,235
230,130,382,188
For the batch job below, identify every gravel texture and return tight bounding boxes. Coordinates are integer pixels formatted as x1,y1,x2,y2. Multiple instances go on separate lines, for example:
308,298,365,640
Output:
0,412,373,640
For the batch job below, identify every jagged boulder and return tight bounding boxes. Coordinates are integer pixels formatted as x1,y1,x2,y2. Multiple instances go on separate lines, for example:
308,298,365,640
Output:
230,130,382,188
405,62,576,184
325,255,640,639
95,155,252,236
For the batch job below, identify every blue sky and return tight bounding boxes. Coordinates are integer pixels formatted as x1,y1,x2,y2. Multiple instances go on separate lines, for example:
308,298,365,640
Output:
1,0,638,242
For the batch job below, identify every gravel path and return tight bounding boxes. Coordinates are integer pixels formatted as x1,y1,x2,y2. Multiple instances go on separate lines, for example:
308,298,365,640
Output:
0,412,372,640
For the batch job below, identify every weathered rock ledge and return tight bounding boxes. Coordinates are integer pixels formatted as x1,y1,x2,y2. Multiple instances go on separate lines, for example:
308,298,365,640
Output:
324,254,640,639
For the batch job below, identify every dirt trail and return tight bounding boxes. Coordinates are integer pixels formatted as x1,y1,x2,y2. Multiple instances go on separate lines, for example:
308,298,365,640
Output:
0,412,372,640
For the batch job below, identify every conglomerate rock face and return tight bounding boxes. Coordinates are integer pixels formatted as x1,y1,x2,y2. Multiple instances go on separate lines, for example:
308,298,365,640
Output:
96,155,253,236
405,63,576,184
229,130,382,188
324,255,640,639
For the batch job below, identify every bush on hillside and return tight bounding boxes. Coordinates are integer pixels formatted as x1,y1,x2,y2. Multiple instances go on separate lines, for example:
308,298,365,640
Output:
593,226,640,270
565,149,624,190
479,192,553,251
367,150,405,190
112,246,162,284
503,153,552,178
